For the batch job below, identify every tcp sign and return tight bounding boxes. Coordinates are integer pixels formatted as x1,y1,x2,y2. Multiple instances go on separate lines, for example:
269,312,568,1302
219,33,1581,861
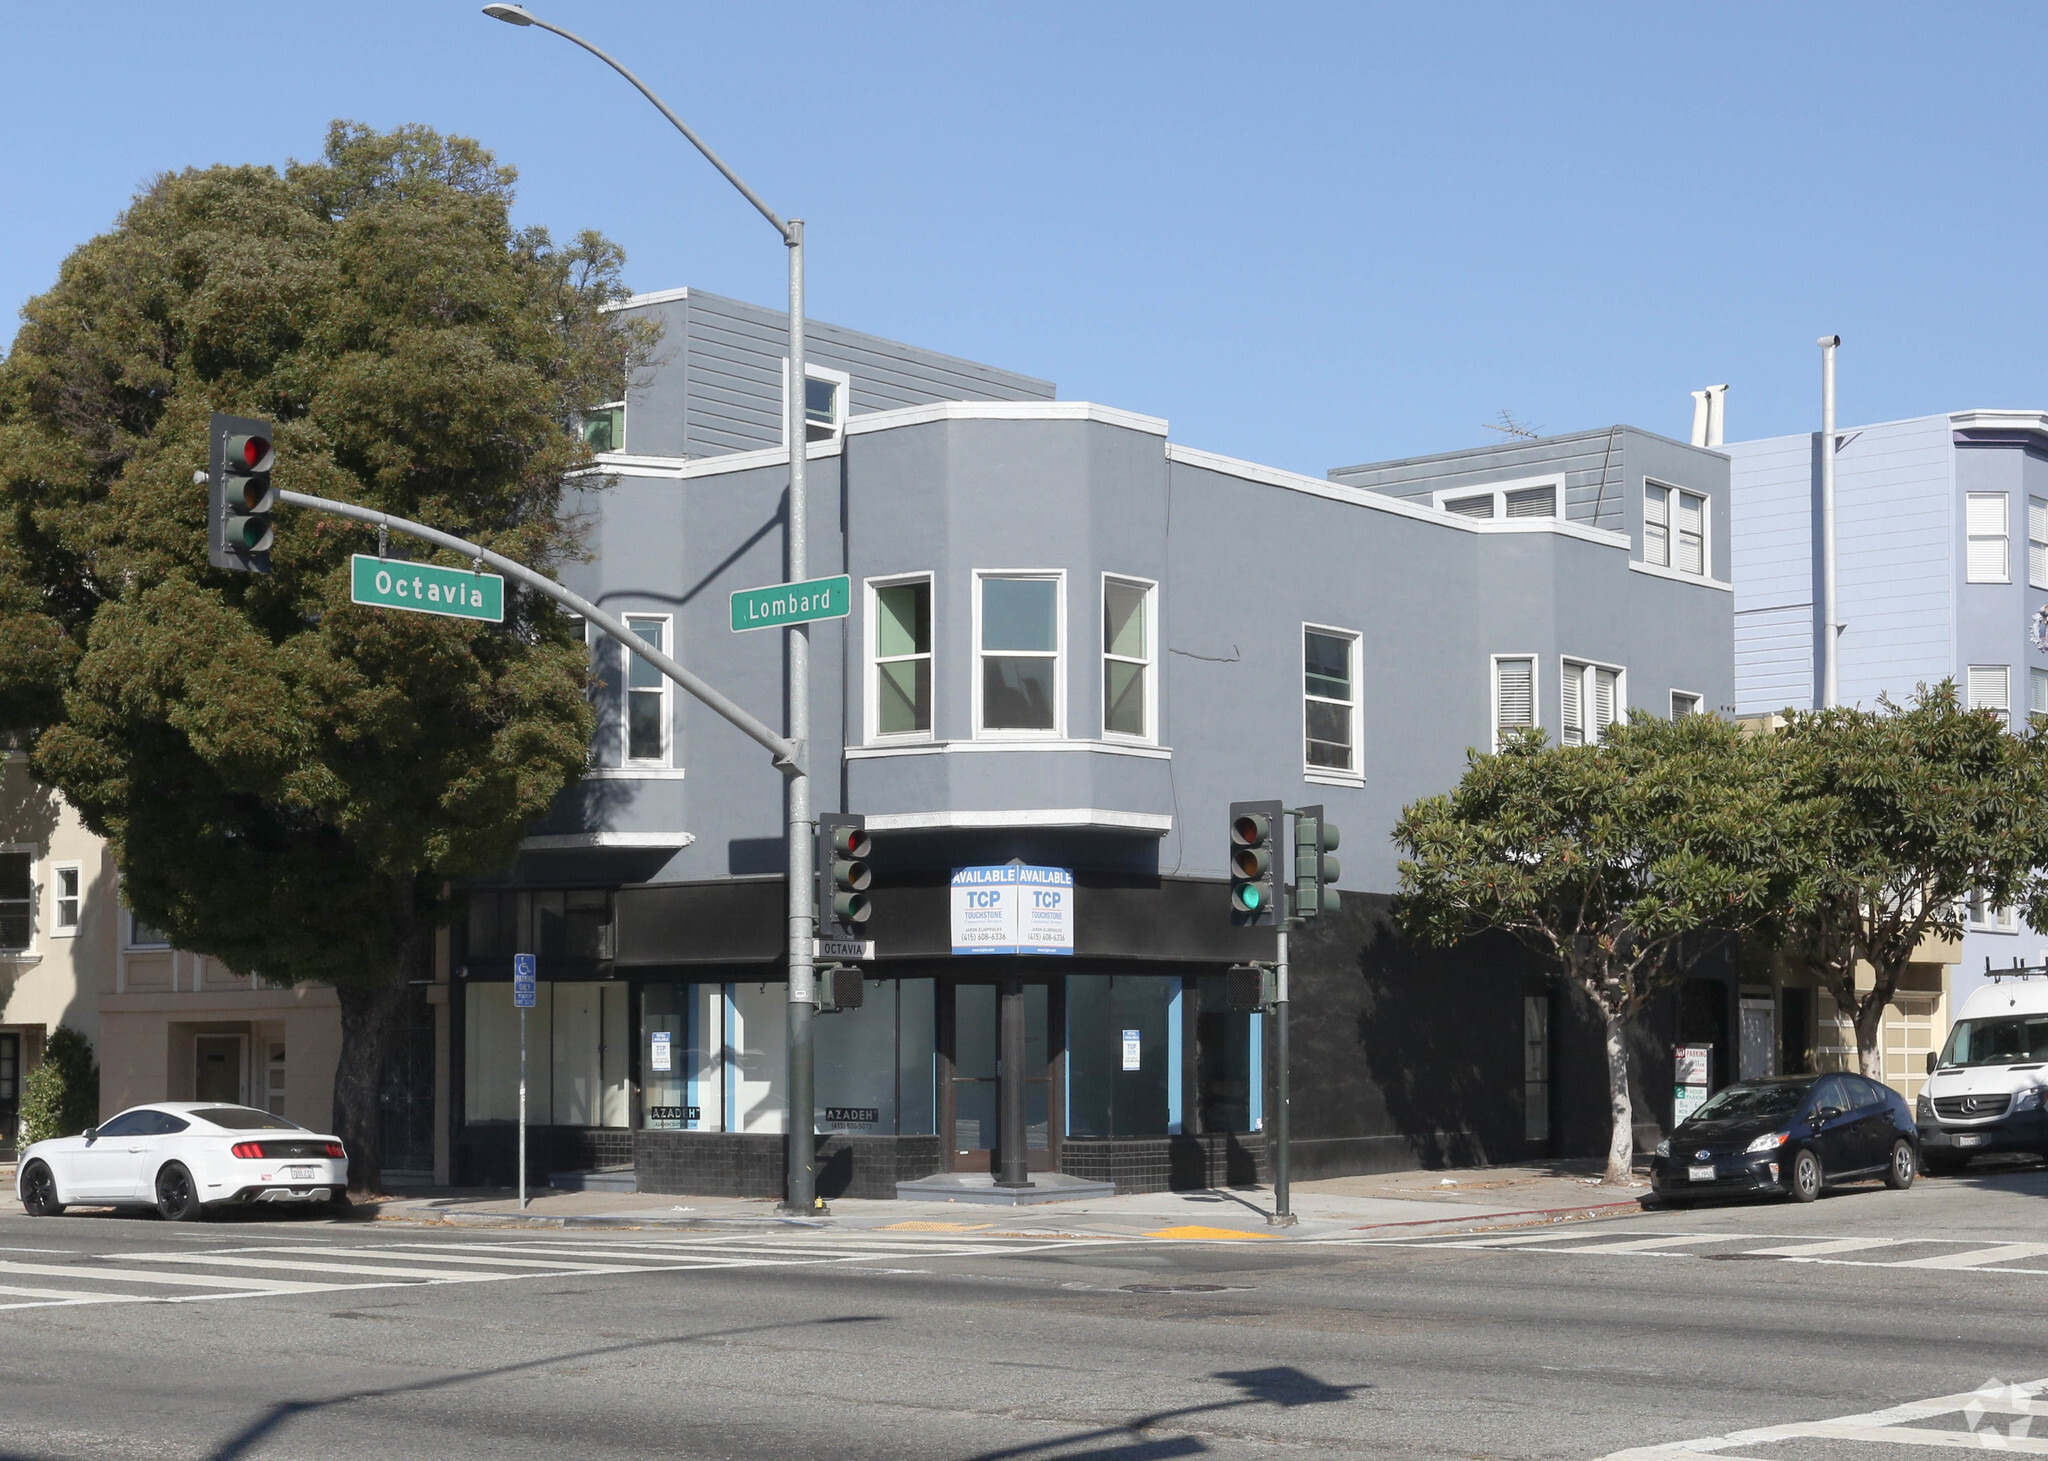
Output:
949,863,1074,956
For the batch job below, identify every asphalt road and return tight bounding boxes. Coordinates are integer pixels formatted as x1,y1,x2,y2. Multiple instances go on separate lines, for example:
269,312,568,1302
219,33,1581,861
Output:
2,1166,2047,1460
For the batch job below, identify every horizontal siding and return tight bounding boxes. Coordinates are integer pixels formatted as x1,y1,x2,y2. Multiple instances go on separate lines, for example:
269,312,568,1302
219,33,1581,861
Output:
1733,603,1812,715
1330,429,1628,532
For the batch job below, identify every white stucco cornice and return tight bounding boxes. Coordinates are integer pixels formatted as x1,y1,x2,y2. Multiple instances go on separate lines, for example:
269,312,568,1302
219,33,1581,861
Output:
843,399,1169,438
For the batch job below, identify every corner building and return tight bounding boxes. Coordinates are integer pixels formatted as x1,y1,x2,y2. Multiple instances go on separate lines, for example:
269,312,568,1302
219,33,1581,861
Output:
447,289,1736,1196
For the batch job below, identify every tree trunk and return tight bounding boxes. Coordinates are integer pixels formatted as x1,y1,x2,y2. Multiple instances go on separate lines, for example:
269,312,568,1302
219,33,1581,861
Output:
1603,1003,1633,1184
1853,981,1892,1083
332,978,410,1196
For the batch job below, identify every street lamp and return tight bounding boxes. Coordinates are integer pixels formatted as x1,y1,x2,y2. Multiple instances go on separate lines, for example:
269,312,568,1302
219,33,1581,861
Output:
483,3,822,1215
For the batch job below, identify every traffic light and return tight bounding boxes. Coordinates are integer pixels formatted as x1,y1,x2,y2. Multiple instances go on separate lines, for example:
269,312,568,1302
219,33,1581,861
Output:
1294,804,1342,920
817,813,873,942
1223,963,1275,1012
207,412,276,574
1229,799,1283,926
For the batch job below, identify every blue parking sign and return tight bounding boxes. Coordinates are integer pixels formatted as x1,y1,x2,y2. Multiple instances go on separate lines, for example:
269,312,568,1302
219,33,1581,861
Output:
513,953,537,1008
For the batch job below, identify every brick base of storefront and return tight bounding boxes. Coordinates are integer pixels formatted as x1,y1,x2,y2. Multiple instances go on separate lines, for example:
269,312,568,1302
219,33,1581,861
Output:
633,1131,943,1201
1058,1132,1268,1195
452,1125,634,1187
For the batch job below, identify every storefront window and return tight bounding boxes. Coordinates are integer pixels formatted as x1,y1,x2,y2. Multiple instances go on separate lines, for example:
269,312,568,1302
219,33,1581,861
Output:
641,984,723,1131
1194,973,1255,1133
466,889,612,960
464,980,628,1128
816,978,936,1135
1066,974,1174,1138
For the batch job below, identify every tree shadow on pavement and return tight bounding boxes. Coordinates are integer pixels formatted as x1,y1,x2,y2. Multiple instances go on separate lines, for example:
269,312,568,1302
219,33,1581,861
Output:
956,1363,1368,1461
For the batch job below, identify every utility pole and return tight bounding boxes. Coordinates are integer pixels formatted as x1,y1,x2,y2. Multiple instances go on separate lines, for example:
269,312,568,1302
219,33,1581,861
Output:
481,4,821,1212
1819,334,1841,709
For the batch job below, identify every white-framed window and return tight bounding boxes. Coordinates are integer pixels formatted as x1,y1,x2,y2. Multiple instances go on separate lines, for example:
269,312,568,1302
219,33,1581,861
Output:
1303,625,1361,777
782,360,850,446
1967,492,2009,583
1968,888,2018,933
1967,664,2011,727
1102,576,1156,743
1560,658,1625,745
974,572,1063,738
1491,654,1537,752
2031,498,2048,590
1434,475,1562,521
624,614,673,764
1670,690,1702,719
50,862,79,937
2031,667,2048,724
126,907,170,951
1644,481,1707,574
867,574,933,741
579,401,625,455
0,848,31,953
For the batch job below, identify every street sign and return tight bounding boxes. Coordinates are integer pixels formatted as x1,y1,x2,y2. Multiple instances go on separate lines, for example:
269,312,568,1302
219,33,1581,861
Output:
513,953,537,1009
352,554,504,623
730,574,852,632
815,937,876,961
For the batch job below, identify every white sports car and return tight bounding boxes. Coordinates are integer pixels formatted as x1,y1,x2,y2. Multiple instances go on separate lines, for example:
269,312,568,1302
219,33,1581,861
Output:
15,1102,349,1221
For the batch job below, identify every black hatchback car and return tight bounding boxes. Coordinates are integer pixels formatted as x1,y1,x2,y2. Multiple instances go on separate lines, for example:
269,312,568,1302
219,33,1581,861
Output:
1647,1073,1919,1205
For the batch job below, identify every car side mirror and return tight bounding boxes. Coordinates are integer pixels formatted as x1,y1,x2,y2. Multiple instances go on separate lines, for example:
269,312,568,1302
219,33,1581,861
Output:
81,1127,96,1141
1925,1052,1937,1075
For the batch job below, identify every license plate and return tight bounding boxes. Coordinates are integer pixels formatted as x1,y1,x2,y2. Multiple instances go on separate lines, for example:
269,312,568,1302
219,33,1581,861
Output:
1688,1163,1716,1182
286,1165,317,1179
1955,1135,1985,1148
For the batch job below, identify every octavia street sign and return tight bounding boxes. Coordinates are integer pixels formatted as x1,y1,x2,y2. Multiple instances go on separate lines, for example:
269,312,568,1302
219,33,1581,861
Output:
351,554,504,622
730,574,851,632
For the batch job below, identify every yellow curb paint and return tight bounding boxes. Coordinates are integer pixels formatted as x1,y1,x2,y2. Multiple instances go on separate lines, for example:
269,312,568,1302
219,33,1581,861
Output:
1145,1225,1279,1241
878,1221,995,1232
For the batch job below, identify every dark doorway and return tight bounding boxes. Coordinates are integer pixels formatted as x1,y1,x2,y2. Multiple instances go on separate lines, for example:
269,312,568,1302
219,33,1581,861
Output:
0,1033,17,1157
939,979,1058,1174
381,986,437,1180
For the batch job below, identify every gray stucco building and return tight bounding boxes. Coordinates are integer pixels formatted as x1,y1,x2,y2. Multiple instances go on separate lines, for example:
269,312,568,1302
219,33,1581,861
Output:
447,289,1735,1196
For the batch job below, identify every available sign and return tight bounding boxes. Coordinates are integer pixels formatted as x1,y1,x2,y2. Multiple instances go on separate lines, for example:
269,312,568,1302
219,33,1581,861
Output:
351,554,503,622
730,574,852,632
949,863,1074,956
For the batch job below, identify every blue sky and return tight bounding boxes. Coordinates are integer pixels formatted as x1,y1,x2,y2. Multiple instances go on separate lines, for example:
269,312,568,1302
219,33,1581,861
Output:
5,3,2041,475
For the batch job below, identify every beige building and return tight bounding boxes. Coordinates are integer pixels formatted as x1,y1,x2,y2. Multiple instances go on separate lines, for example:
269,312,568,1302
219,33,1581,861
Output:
1737,935,1956,1104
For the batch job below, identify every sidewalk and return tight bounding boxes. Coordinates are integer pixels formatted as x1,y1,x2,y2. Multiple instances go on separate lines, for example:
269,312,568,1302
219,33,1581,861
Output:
368,1162,1651,1241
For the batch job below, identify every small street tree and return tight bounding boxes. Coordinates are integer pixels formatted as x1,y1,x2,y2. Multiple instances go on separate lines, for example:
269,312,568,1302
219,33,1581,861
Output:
1765,684,2048,1082
1394,713,1786,1183
0,122,647,1191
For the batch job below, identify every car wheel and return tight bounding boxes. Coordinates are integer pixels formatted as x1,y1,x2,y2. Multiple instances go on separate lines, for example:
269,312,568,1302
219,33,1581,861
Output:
154,1163,207,1222
19,1161,64,1217
1883,1139,1916,1190
1787,1148,1823,1203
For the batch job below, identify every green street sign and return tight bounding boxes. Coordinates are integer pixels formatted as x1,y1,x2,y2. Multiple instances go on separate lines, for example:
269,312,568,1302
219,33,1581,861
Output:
351,554,504,623
730,574,852,632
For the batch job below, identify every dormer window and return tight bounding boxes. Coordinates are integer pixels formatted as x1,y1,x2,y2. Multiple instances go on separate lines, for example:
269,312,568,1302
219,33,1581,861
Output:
581,403,625,454
1432,476,1562,521
786,362,850,445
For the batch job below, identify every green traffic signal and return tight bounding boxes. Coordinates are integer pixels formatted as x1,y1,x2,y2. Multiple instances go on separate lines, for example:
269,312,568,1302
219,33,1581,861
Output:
1228,799,1282,926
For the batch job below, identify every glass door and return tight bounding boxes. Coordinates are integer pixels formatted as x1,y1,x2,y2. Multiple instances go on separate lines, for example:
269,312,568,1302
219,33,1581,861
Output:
944,981,1054,1174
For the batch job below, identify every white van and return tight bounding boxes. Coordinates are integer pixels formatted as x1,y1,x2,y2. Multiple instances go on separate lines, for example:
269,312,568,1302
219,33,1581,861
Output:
1917,973,2048,1174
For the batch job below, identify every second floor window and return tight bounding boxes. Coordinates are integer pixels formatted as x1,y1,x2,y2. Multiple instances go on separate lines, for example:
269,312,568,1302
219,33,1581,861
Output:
581,403,624,454
0,852,29,951
53,865,79,934
1102,577,1154,740
871,577,933,738
1494,655,1536,750
977,574,1061,735
1967,492,2009,583
1645,483,1706,574
2031,498,2047,590
1670,690,1701,719
1303,627,1359,774
625,615,671,763
1968,664,2010,728
1561,659,1623,745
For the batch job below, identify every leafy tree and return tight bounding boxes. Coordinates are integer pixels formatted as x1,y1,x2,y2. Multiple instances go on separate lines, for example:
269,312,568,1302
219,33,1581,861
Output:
1764,683,2048,1083
18,1026,98,1145
1394,713,1786,1183
0,122,647,1191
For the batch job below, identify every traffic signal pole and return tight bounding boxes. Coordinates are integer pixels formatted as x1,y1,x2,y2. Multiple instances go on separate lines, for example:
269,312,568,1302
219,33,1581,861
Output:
1273,917,1293,1227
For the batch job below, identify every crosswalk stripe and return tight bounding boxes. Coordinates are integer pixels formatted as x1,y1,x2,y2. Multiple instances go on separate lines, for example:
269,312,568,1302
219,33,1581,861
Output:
1741,1237,1909,1257
388,1242,810,1267
0,1282,153,1303
1538,1234,1747,1255
235,1247,631,1272
0,1260,333,1293
98,1253,518,1282
1886,1242,2048,1270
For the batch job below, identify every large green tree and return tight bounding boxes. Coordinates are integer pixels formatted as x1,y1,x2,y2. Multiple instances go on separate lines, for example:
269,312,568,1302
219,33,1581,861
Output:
0,122,645,1191
1394,713,1787,1183
1764,684,2048,1087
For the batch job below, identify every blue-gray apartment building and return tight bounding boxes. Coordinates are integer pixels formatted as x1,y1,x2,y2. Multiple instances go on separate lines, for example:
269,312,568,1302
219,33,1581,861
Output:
1724,409,2046,1082
445,288,1737,1197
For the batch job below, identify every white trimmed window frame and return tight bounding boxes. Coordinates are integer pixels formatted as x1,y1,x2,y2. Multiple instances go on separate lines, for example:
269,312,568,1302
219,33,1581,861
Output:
1967,887,2019,933
579,400,627,455
973,570,1066,741
781,360,851,447
1100,573,1158,746
1492,654,1539,752
125,905,170,951
2031,497,2048,591
865,572,936,745
1967,663,2011,728
1559,657,1626,745
1966,492,2010,584
0,844,35,956
623,613,675,767
1302,622,1363,783
2031,666,2048,724
1669,689,1702,720
49,861,80,938
1644,478,1708,575
1432,473,1565,521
